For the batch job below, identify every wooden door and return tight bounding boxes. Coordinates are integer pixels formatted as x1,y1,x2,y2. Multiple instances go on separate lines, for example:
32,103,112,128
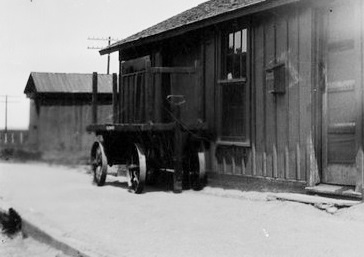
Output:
321,0,362,185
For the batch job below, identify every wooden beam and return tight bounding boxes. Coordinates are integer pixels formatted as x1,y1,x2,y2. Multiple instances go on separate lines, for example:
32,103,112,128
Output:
195,60,203,120
151,66,196,74
118,56,125,123
140,74,145,122
92,72,98,124
112,73,118,124
173,105,183,193
154,52,163,122
145,59,153,122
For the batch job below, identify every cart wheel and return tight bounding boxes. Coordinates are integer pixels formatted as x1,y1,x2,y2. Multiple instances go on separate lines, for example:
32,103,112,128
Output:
91,142,108,186
126,144,147,194
184,146,206,190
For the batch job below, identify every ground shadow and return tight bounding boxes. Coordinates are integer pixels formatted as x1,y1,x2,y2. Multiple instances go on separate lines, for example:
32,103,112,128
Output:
102,174,180,194
104,181,129,189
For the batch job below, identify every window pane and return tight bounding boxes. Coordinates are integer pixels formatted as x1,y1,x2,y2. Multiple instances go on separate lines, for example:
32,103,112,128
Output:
233,53,241,78
241,29,247,53
234,31,242,54
241,53,246,78
226,55,233,79
222,83,245,138
228,33,234,54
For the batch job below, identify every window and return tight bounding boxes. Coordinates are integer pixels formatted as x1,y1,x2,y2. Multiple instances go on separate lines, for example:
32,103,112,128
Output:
223,28,247,80
219,27,249,143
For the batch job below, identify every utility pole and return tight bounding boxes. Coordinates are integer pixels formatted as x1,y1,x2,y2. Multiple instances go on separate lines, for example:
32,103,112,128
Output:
0,95,21,133
5,95,7,133
107,37,111,75
87,36,120,74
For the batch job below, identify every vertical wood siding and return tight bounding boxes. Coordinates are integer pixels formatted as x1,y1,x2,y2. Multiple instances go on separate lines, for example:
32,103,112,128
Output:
213,6,313,182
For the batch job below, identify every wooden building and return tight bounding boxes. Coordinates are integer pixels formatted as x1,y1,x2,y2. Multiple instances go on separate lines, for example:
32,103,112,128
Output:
99,0,364,198
24,72,113,162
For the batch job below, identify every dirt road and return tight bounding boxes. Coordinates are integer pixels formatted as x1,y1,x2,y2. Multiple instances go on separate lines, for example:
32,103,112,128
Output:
0,162,364,257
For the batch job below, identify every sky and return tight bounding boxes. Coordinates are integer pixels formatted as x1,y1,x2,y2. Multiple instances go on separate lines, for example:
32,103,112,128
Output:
0,0,206,130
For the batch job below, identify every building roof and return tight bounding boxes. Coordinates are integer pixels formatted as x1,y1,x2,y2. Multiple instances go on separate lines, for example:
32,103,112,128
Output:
24,72,113,96
101,0,298,55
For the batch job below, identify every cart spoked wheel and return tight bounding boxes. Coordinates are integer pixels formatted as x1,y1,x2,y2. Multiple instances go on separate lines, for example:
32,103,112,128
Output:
126,144,147,194
183,145,206,190
91,142,108,186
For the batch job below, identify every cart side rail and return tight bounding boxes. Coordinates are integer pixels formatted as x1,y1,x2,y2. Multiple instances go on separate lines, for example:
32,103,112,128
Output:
91,58,202,127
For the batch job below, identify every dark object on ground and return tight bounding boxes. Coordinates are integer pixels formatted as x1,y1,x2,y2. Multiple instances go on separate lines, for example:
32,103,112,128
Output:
0,208,22,236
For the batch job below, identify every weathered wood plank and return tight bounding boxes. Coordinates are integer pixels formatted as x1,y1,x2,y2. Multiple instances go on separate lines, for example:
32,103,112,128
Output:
276,16,288,179
145,59,153,122
264,19,276,178
140,73,145,122
268,192,359,207
288,10,300,180
252,144,257,176
254,20,266,156
129,76,134,123
285,146,289,179
241,153,246,175
298,8,313,181
273,144,278,178
263,151,267,177
255,151,263,177
296,144,301,180
355,147,364,196
133,75,138,121
124,76,129,123
195,60,203,121
204,34,216,130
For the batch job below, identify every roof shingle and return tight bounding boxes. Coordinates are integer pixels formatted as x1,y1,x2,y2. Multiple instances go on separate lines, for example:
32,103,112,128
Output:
102,0,265,54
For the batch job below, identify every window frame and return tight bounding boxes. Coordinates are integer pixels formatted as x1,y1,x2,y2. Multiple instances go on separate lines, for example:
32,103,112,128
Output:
218,24,251,145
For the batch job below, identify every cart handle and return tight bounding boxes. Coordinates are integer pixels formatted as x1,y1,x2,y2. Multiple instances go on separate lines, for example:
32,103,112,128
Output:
166,95,186,106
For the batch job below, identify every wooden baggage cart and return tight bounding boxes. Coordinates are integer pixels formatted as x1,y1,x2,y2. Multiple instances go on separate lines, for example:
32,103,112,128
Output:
87,57,210,193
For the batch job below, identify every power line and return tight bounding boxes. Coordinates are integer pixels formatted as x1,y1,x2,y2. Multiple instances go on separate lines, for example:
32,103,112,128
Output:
87,37,120,41
87,36,121,74
0,95,25,132
0,95,22,98
87,46,104,50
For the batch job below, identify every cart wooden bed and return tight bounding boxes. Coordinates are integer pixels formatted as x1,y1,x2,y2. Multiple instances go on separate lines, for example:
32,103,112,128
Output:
87,57,210,193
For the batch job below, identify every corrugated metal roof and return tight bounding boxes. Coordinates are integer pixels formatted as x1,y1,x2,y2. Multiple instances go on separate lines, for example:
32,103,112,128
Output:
24,72,113,94
101,0,267,54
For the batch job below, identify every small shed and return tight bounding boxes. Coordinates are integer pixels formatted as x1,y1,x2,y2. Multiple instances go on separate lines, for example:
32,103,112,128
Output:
24,72,113,162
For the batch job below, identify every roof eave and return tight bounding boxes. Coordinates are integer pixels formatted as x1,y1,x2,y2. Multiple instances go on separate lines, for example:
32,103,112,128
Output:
99,0,301,56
